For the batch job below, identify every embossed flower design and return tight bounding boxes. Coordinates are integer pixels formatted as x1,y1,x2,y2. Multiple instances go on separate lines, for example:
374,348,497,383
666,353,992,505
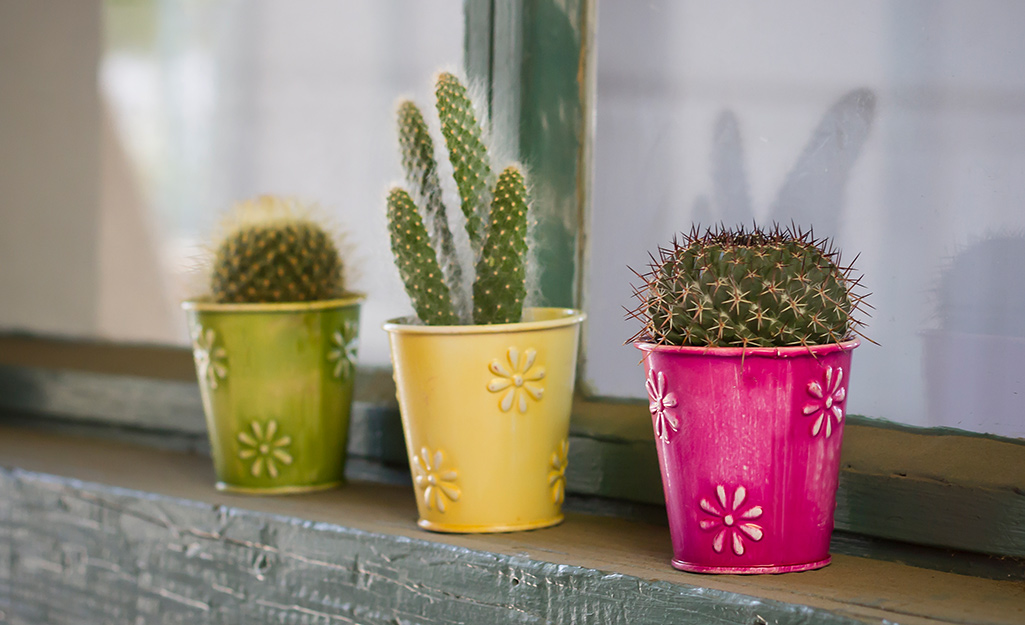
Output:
487,347,545,413
412,447,461,513
803,365,846,438
192,326,227,390
645,370,678,443
548,439,570,505
237,420,293,478
327,320,359,381
699,485,765,556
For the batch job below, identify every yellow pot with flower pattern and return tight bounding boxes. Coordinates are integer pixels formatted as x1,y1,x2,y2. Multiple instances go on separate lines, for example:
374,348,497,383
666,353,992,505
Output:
384,308,585,533
183,296,363,493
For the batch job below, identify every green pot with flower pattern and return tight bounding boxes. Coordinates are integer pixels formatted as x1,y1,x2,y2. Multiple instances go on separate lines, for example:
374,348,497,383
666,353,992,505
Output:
183,295,363,493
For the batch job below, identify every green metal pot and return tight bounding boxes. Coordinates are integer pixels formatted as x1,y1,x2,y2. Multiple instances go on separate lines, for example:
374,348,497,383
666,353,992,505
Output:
182,295,363,494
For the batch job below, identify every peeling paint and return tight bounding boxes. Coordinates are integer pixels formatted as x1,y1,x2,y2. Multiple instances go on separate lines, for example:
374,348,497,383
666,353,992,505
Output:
1,467,887,625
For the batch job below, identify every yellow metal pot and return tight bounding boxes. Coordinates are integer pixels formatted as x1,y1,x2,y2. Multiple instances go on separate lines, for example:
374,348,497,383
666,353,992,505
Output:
384,308,586,533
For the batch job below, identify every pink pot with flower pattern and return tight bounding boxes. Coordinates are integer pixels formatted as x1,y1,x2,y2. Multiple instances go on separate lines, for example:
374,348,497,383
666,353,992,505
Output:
636,340,858,574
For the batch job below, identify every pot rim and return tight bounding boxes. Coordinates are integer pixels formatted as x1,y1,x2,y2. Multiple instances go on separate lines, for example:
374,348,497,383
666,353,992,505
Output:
182,292,365,313
634,338,860,358
383,307,586,336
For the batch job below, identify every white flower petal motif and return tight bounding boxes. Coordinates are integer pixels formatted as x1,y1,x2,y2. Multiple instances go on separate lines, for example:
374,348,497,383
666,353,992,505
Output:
327,320,360,381
698,484,765,556
487,347,546,414
236,419,294,479
192,325,228,390
548,439,570,505
646,370,679,443
412,447,460,513
803,365,847,438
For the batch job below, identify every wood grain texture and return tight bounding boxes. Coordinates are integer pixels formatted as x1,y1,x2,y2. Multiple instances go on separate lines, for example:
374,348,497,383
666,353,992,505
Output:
0,336,195,380
3,362,1025,561
0,364,206,434
2,427,1024,625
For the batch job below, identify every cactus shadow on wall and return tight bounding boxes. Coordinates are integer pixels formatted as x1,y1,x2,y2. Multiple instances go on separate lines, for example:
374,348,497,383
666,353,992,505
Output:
923,233,1025,437
692,88,877,234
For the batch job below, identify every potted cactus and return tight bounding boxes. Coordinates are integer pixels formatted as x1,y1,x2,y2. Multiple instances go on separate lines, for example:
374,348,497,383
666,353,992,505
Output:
383,72,585,533
183,195,363,493
628,225,868,574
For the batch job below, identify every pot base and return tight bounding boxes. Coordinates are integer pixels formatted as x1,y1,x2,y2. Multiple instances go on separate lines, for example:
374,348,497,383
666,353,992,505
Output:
672,556,831,575
417,514,564,534
215,480,344,495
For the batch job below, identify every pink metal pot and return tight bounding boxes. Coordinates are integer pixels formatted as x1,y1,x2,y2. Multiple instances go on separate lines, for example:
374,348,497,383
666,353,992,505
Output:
636,340,859,574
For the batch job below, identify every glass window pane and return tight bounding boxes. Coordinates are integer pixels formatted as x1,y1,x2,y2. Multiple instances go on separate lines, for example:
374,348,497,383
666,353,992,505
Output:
588,0,1025,438
1,0,463,368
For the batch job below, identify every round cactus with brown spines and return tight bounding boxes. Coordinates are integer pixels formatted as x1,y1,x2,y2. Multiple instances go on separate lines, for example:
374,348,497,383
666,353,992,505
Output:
210,195,346,304
629,225,868,348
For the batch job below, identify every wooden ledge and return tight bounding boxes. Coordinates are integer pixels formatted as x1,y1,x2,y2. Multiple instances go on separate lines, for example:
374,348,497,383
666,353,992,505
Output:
1,426,1021,625
3,336,1024,560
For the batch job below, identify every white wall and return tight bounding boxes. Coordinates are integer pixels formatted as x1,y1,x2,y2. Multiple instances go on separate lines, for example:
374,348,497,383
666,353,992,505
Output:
1,0,464,351
0,0,179,344
587,0,1025,438
0,0,103,337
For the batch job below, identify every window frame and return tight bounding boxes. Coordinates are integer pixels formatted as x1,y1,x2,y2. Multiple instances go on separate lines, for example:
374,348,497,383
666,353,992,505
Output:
0,0,1022,573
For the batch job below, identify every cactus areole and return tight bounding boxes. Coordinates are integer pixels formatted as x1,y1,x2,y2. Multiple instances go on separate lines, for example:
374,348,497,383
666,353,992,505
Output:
628,225,868,348
387,72,530,326
210,195,347,304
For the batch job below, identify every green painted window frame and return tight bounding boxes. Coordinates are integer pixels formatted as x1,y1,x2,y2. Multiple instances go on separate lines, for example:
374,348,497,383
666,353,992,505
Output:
458,0,1025,564
0,0,1022,576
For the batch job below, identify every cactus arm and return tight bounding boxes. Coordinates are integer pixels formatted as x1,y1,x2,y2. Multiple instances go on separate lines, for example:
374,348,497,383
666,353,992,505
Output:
472,166,528,325
435,72,493,259
397,100,466,319
387,188,460,325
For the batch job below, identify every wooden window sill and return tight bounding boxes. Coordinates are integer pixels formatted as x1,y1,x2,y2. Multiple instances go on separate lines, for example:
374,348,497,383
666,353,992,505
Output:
1,425,1021,624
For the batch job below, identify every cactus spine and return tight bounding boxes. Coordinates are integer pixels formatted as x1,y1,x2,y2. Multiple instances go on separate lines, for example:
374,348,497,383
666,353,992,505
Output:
629,225,867,348
386,188,460,325
435,72,494,257
388,72,529,326
473,166,529,324
210,195,345,304
397,100,466,316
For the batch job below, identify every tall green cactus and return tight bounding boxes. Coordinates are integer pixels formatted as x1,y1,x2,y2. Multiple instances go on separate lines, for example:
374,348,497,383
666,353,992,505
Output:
435,72,494,258
210,195,346,304
629,225,867,347
397,100,465,316
388,72,529,326
386,188,460,325
473,166,529,324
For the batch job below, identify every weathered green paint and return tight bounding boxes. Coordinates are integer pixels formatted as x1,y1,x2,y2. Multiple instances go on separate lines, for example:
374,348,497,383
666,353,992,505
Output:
836,469,1025,558
463,0,494,111
3,362,1025,564
0,364,206,434
828,530,1025,582
464,0,595,309
565,427,664,504
0,467,935,625
847,414,1025,446
0,364,409,465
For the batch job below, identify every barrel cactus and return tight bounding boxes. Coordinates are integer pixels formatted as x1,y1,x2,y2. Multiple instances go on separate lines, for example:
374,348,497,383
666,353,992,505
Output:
387,72,529,326
629,225,867,347
210,195,346,303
